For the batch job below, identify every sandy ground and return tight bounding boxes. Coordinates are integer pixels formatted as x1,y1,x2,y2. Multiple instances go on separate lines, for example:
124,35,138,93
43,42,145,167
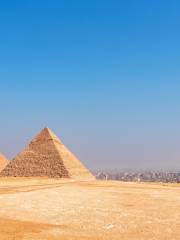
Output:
0,178,179,240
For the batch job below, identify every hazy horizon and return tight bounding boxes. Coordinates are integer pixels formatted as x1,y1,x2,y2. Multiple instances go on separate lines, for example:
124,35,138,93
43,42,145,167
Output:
0,1,180,171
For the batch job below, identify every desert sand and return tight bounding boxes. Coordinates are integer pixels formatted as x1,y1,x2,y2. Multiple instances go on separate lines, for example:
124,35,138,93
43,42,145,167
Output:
0,178,179,240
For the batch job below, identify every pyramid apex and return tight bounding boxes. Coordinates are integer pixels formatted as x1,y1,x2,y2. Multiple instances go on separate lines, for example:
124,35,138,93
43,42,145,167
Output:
42,127,53,134
31,127,62,144
43,126,50,130
41,126,51,132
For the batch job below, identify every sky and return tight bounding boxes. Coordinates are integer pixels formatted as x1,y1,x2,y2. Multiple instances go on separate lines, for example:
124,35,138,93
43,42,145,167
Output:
0,0,180,171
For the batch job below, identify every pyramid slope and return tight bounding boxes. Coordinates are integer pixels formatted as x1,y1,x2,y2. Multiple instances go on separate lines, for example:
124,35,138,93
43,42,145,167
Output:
54,141,94,179
0,153,9,172
0,128,94,179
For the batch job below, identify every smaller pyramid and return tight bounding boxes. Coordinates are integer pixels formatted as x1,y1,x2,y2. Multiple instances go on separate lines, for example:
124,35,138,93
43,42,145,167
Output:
0,153,9,172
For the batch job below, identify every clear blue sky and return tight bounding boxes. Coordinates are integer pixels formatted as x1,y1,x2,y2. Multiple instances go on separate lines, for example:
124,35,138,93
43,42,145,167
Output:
0,0,180,170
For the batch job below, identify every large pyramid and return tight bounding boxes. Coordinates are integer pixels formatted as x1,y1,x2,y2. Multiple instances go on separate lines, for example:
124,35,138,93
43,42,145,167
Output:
0,128,94,179
0,153,9,172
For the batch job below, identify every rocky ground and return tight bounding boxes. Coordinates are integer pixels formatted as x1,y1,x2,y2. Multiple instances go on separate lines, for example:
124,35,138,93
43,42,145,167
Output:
0,178,179,240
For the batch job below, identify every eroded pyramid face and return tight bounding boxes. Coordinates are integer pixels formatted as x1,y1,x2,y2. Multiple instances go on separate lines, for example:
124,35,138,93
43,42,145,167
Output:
0,153,9,172
0,128,95,179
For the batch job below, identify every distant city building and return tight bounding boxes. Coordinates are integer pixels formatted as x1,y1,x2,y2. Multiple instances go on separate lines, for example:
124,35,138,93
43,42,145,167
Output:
94,170,180,183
